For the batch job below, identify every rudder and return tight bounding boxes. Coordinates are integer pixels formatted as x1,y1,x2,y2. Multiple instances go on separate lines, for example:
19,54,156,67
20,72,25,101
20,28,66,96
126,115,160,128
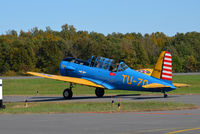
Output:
151,51,172,83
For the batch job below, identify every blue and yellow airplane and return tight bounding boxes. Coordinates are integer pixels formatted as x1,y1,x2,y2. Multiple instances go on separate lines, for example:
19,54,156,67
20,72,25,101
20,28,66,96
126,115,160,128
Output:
27,51,188,99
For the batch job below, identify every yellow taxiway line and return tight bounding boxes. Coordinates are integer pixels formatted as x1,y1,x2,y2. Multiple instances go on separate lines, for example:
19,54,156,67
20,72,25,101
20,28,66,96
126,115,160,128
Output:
166,127,200,134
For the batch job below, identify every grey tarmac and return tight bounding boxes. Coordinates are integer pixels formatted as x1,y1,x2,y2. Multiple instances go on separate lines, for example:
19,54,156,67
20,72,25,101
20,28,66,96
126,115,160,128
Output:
0,109,200,134
2,95,200,134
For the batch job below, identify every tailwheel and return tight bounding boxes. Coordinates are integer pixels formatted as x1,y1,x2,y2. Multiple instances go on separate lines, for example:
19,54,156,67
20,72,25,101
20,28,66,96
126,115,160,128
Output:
163,92,168,98
63,83,73,100
95,88,105,98
162,90,168,98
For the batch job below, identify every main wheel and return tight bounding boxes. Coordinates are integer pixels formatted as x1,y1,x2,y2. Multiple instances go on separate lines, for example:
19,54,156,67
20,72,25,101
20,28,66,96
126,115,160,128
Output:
63,88,73,99
95,88,104,98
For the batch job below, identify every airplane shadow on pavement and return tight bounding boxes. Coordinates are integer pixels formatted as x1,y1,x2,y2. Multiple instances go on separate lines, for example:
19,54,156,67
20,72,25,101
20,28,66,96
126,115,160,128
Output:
133,95,178,100
27,94,178,102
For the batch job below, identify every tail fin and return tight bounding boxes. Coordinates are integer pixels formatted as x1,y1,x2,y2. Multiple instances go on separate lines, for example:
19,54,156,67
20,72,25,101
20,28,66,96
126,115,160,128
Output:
151,51,172,83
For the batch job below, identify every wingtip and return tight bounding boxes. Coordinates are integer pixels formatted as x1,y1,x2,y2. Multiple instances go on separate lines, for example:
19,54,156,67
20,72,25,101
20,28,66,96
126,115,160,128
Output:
173,83,190,87
26,71,33,75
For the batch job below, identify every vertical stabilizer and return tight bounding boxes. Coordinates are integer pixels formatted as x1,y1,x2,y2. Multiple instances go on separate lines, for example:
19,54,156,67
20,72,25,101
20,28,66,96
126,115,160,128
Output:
151,51,172,82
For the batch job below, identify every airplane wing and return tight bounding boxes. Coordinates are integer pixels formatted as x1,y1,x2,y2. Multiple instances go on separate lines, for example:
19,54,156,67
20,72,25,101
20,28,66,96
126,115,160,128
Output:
173,83,190,87
27,72,104,88
142,83,171,88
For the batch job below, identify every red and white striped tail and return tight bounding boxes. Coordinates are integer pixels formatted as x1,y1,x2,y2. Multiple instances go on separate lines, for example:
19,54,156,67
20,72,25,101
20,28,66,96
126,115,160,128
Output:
161,51,172,81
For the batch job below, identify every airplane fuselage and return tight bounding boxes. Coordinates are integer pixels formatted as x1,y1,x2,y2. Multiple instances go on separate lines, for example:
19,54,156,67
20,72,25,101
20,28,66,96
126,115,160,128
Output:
59,58,176,93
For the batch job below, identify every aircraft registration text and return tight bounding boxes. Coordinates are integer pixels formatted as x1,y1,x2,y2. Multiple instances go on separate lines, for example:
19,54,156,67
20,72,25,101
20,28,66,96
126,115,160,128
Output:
122,75,148,86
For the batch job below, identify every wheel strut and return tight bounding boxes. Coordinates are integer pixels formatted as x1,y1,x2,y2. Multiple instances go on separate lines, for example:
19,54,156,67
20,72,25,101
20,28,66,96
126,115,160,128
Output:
69,83,73,90
163,91,168,98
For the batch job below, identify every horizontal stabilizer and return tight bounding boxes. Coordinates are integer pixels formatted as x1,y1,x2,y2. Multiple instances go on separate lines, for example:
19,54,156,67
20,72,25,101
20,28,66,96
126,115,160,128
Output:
142,83,171,88
173,83,190,87
27,72,104,88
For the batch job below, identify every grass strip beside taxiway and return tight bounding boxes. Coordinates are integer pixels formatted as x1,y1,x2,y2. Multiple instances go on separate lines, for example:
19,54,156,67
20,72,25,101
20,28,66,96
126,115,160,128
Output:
0,101,197,114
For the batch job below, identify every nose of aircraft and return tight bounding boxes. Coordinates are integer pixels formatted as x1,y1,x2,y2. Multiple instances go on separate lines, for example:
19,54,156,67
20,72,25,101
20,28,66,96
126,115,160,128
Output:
59,61,76,76
59,61,68,76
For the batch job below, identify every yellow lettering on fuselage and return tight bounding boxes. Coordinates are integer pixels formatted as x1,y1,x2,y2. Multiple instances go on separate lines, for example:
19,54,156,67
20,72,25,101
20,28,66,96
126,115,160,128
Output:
122,74,127,83
127,76,133,85
137,78,143,86
143,80,148,86
122,75,148,86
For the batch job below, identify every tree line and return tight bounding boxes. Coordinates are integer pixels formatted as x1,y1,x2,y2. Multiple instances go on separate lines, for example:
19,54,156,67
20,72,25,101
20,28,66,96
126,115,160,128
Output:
0,24,199,75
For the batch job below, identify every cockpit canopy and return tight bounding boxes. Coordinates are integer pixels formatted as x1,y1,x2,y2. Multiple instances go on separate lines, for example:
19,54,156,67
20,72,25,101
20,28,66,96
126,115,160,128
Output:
62,56,129,72
89,56,129,72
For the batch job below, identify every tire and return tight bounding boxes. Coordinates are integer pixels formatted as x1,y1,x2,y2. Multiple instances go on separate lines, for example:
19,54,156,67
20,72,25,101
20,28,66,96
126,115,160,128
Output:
63,89,73,99
95,88,104,98
164,94,168,98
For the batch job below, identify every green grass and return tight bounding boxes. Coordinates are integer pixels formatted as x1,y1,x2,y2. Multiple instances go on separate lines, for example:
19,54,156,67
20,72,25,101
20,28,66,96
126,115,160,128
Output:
2,78,141,96
0,101,197,114
2,75,200,96
170,75,200,94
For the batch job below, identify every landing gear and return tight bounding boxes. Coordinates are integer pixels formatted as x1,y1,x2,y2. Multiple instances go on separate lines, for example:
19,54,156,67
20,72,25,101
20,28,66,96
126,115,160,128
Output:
162,91,168,98
164,93,168,98
95,88,105,98
63,83,73,99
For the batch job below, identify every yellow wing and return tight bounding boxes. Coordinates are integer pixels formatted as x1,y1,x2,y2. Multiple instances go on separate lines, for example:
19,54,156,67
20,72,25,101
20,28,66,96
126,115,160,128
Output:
173,83,190,87
143,83,189,88
27,72,104,88
142,83,171,88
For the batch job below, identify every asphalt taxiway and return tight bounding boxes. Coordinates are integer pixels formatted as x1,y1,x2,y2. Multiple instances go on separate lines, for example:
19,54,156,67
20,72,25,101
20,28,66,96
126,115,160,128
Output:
2,74,200,134
0,109,200,134
2,95,200,133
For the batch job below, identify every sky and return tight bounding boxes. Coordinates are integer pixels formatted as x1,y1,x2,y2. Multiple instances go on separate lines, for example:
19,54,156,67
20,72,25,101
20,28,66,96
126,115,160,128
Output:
0,0,200,36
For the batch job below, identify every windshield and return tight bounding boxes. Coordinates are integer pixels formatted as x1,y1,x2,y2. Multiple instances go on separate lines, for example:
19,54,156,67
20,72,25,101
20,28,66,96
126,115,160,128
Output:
118,62,128,72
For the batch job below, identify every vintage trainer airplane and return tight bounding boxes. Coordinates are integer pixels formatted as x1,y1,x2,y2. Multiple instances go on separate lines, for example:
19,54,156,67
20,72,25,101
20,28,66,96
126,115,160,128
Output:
27,51,189,99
